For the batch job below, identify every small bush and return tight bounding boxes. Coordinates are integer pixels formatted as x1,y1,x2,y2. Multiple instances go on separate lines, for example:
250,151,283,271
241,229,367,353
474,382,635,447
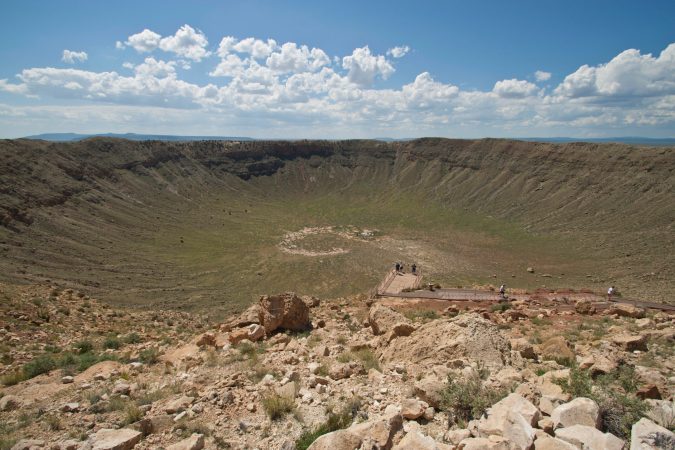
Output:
1,371,26,386
45,415,62,431
403,310,439,322
123,404,143,425
490,303,512,313
75,340,94,354
104,335,121,350
553,365,593,398
296,399,360,450
337,349,380,371
23,354,56,379
139,348,160,365
441,373,508,426
261,393,295,420
125,332,142,344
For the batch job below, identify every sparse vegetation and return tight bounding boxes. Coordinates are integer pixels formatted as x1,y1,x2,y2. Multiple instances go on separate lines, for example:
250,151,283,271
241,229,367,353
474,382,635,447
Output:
441,372,508,426
138,348,160,365
403,309,439,321
296,398,361,449
336,348,380,371
490,302,512,313
261,393,296,420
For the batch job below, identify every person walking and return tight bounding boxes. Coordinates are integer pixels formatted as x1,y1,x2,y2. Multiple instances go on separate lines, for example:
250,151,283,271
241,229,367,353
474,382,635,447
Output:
607,286,615,302
411,263,417,274
499,284,506,299
395,262,400,273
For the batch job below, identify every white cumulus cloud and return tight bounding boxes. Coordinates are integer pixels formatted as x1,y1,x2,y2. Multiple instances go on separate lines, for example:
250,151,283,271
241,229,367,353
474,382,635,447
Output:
62,50,88,64
125,29,162,53
342,46,394,87
493,79,539,98
159,25,210,62
555,44,675,99
266,43,330,74
387,46,410,58
535,70,551,82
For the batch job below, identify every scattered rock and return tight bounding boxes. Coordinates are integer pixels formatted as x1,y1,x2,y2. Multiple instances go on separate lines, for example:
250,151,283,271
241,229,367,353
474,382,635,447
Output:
382,314,511,371
195,332,216,347
606,304,646,319
368,304,412,336
636,384,662,400
392,430,451,449
0,394,21,411
551,397,600,429
539,336,575,363
401,398,428,420
165,395,195,414
91,428,142,450
534,436,578,450
612,334,648,352
555,425,624,450
630,417,675,450
574,300,596,315
10,440,45,450
166,433,205,450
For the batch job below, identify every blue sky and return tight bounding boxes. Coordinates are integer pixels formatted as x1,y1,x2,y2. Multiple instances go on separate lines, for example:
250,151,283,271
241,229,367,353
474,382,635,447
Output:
1,0,674,138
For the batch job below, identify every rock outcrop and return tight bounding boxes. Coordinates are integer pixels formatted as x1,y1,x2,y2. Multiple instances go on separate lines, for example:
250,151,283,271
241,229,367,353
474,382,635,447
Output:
258,292,311,334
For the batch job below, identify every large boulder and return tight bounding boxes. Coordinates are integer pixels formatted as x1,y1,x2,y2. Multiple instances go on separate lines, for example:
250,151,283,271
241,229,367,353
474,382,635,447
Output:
381,314,511,371
555,425,624,450
92,428,142,450
258,292,311,334
368,304,412,336
551,397,600,429
630,418,675,450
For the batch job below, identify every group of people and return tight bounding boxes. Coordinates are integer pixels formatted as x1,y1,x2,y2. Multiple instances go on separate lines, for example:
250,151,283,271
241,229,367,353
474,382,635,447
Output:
394,262,417,274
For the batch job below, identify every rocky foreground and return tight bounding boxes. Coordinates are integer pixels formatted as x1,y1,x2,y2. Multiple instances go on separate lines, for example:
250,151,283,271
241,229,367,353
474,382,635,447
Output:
0,285,674,449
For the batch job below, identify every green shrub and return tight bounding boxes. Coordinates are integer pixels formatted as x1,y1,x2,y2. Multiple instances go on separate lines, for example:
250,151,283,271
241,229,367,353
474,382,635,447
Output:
296,399,360,450
441,373,508,426
123,404,143,425
104,335,121,350
75,340,94,354
23,354,56,379
261,393,295,420
553,365,593,398
337,349,380,371
403,310,439,321
0,371,26,386
139,348,160,365
490,303,512,313
125,332,142,344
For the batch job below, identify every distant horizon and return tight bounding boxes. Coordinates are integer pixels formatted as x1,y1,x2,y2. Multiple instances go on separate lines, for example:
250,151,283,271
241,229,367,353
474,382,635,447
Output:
2,1,675,138
18,131,675,146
